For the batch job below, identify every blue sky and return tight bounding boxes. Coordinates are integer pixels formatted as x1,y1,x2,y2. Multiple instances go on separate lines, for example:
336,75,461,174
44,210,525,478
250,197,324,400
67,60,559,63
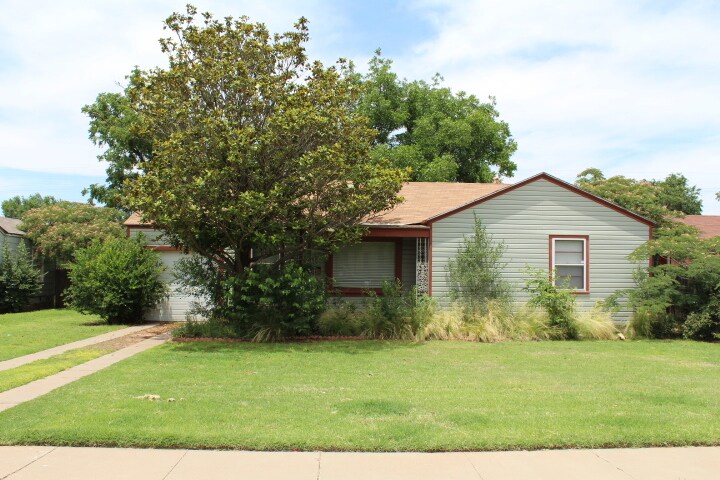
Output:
1,0,719,213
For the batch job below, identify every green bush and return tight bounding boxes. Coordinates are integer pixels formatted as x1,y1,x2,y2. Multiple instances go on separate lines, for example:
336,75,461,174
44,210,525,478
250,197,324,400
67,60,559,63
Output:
447,215,512,314
363,280,435,340
624,230,720,339
523,268,578,339
65,237,167,324
626,307,678,339
683,304,720,341
318,301,364,336
221,262,326,341
0,242,43,313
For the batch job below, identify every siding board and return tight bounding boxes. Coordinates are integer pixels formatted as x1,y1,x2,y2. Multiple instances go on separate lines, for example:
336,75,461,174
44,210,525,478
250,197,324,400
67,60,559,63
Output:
431,179,649,323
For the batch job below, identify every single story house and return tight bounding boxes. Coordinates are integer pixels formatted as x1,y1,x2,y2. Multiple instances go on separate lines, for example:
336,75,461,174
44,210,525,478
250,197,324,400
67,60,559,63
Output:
125,173,653,323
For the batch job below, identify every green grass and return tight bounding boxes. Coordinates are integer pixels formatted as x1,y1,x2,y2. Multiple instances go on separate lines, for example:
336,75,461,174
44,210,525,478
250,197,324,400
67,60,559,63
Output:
0,340,718,451
0,310,123,361
0,348,107,393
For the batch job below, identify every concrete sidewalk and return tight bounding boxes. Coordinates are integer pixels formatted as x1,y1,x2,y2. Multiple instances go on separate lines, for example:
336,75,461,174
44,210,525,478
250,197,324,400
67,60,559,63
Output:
0,324,159,372
0,334,170,413
1,446,718,480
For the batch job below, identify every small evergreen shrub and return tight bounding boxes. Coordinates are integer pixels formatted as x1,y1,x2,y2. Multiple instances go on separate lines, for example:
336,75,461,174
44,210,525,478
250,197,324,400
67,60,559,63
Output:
524,268,578,339
0,242,43,313
65,237,167,324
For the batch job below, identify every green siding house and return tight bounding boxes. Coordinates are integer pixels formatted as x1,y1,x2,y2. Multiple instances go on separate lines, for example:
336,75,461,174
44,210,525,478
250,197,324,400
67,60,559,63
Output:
126,173,653,322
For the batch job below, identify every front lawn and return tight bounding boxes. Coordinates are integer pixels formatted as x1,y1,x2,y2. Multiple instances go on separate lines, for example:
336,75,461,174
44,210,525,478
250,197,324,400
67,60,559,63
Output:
0,309,123,361
0,340,718,451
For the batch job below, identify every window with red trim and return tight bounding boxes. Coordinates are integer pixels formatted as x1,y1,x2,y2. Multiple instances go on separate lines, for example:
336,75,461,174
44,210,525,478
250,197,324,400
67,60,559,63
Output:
332,241,397,289
550,236,589,292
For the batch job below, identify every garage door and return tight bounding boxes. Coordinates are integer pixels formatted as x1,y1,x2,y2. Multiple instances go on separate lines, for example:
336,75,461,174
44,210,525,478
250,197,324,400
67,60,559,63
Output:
145,251,200,322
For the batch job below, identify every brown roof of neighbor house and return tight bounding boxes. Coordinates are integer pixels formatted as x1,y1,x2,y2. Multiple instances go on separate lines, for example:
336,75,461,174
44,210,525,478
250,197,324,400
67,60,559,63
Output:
124,212,146,226
0,217,24,236
366,182,510,225
678,215,720,239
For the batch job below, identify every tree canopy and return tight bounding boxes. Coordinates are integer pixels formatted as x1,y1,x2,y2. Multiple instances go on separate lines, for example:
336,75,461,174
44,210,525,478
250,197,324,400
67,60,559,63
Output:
1,194,60,219
20,202,126,267
356,52,517,183
82,90,152,209
121,6,406,275
576,169,703,230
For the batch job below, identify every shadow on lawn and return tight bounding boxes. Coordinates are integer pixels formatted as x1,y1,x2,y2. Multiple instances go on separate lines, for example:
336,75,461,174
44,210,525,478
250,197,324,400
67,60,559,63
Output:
168,339,426,356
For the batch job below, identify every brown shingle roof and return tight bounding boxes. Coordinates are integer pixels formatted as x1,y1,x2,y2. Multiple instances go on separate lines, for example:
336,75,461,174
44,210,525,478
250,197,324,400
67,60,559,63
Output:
366,182,510,226
123,212,145,226
0,217,25,236
679,215,720,239
124,182,511,228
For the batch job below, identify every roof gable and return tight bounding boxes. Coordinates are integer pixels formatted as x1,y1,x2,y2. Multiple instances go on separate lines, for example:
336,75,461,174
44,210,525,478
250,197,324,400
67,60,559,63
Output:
424,173,655,227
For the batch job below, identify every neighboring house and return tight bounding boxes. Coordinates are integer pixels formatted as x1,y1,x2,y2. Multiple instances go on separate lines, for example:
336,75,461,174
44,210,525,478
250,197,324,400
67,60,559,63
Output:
0,217,57,308
0,217,25,254
126,173,653,323
678,215,720,239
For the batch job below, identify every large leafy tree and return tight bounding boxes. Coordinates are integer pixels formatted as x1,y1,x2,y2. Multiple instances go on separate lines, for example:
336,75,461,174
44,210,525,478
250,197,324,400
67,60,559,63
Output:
357,51,517,183
652,173,702,215
20,202,126,267
123,6,406,276
576,169,703,230
1,194,60,219
82,90,152,209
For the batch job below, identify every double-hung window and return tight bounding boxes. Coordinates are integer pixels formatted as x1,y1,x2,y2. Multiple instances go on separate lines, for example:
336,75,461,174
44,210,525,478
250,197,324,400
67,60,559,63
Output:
550,236,589,292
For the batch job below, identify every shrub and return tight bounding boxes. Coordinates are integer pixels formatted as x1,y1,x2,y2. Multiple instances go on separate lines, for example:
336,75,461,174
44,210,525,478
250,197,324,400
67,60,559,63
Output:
318,301,364,336
626,308,677,339
523,268,578,339
221,262,326,341
624,230,720,339
447,216,512,314
363,280,435,340
0,242,43,313
65,237,167,324
683,311,720,341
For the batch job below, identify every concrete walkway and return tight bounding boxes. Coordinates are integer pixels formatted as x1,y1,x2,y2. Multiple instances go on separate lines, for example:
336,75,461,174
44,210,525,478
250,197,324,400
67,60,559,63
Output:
0,446,718,479
0,334,170,413
0,324,159,372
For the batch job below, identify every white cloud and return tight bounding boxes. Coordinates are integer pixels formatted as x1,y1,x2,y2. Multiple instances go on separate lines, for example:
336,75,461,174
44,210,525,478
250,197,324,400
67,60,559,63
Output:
0,0,340,176
1,0,719,212
391,0,720,213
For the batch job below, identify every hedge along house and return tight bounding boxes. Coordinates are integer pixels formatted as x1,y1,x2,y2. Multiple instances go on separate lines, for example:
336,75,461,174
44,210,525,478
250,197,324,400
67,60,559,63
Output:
125,173,654,322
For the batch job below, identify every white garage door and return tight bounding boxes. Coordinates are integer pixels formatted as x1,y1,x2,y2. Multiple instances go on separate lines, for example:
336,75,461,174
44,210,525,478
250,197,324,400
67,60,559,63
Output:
145,251,200,322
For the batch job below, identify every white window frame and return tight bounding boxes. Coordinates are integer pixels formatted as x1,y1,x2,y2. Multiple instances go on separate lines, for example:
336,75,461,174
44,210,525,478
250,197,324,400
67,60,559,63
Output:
550,236,589,293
